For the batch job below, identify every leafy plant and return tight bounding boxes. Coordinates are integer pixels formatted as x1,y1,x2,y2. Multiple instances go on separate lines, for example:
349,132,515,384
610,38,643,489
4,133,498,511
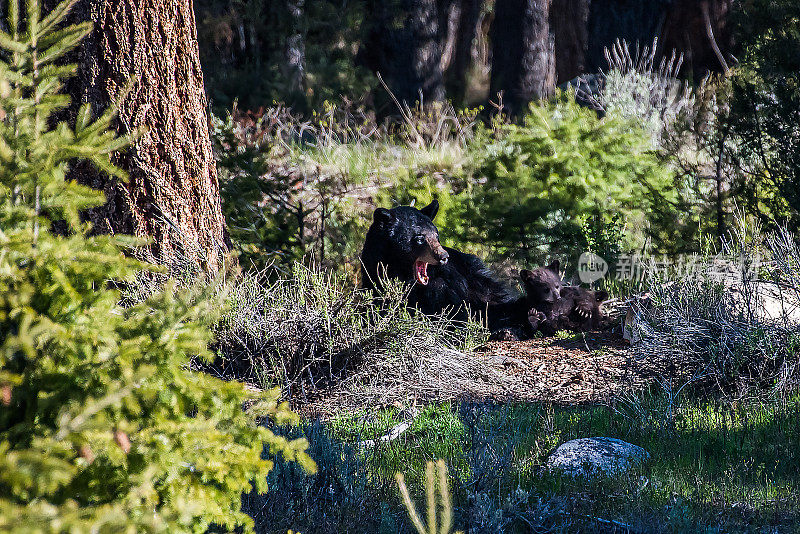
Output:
0,1,313,531
461,94,671,266
728,0,800,229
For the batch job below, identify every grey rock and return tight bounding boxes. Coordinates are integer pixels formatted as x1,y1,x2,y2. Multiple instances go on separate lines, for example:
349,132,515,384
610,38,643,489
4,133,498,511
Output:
546,437,650,479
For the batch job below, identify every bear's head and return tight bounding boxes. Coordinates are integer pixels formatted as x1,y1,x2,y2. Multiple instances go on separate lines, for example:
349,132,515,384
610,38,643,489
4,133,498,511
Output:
367,200,449,285
559,286,609,324
520,261,563,306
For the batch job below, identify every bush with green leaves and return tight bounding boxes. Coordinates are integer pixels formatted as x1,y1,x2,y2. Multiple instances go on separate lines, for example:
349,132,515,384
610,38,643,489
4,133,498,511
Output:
729,0,800,229
460,94,672,268
212,109,311,270
0,1,313,531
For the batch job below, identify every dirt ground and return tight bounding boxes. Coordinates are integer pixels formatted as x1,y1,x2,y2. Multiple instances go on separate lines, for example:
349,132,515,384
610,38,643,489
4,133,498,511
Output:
475,329,648,404
294,326,654,418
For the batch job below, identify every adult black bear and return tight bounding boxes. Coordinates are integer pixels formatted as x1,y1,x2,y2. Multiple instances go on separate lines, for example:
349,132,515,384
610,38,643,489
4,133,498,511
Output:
519,262,609,335
360,200,531,337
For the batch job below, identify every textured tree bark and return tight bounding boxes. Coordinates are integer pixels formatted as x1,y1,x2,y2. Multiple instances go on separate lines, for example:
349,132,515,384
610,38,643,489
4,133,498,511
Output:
362,0,445,108
53,0,228,274
489,0,556,116
444,0,482,104
550,0,591,84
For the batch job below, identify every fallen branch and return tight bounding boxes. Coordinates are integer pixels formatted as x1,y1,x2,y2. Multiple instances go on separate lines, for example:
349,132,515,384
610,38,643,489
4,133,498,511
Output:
359,407,420,448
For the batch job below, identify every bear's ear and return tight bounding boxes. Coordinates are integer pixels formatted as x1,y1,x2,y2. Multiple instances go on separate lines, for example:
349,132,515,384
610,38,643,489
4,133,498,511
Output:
374,207,394,225
595,290,609,303
546,260,560,274
419,199,439,220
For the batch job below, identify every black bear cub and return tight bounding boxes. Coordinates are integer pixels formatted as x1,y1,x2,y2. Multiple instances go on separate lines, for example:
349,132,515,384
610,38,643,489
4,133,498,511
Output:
360,200,530,336
520,261,609,335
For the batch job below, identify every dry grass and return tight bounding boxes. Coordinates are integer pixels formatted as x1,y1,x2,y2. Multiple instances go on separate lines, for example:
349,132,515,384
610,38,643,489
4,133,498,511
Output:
212,263,522,412
627,221,800,397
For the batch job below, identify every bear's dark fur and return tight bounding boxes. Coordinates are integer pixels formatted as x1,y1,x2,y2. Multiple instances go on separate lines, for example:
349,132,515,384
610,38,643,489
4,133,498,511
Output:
519,261,563,318
520,262,609,335
550,286,609,331
360,200,531,336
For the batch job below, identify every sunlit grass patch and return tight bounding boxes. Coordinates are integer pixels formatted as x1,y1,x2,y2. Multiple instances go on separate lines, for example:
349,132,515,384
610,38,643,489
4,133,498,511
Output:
315,394,800,531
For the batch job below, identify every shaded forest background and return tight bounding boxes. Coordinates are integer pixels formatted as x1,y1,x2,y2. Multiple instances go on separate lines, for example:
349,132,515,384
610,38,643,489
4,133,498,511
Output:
192,0,800,280
195,0,732,114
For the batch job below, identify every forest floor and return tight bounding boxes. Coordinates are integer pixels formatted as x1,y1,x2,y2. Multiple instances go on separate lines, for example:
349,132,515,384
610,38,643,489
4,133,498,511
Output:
297,327,657,418
256,328,800,533
476,329,646,404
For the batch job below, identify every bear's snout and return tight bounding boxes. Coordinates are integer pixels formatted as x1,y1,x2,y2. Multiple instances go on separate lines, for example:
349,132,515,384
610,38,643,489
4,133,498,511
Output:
436,248,449,265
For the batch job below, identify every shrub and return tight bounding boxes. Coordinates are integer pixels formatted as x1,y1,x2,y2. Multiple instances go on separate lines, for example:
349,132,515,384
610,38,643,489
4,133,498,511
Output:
0,2,313,531
213,264,492,409
242,420,400,534
461,94,671,267
628,220,800,395
600,38,694,146
212,101,481,274
728,0,800,228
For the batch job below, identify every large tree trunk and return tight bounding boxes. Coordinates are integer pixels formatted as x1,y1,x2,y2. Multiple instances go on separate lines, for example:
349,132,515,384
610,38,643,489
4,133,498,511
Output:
444,0,482,104
361,0,445,109
489,0,556,116
550,0,591,84
56,0,228,275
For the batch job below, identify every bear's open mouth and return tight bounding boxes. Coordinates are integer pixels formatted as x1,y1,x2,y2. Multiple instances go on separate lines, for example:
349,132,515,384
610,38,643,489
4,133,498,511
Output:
414,260,430,285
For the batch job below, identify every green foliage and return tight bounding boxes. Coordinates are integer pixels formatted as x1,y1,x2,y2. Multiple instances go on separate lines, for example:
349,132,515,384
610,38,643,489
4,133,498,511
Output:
212,110,309,270
460,95,671,266
261,389,800,532
0,2,313,531
213,107,368,273
212,102,479,274
729,0,800,228
579,209,625,269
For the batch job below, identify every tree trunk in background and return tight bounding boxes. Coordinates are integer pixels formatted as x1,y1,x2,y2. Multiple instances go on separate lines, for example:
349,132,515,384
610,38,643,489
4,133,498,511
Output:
584,0,732,80
585,0,668,72
550,0,591,84
659,0,732,80
489,0,555,116
55,0,228,274
362,0,445,109
444,0,482,104
283,0,307,107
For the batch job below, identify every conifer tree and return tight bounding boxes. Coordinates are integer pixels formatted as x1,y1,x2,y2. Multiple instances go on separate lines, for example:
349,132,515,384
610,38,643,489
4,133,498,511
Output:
0,1,314,532
462,94,671,263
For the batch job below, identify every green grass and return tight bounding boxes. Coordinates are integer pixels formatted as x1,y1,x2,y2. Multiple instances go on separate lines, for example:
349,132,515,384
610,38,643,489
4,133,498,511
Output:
325,395,800,532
